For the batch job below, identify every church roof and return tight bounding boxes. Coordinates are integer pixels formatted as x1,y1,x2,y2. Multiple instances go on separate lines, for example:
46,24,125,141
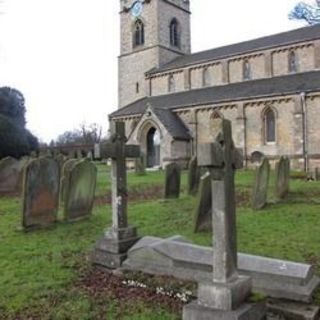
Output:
110,70,320,118
147,24,320,75
151,106,191,140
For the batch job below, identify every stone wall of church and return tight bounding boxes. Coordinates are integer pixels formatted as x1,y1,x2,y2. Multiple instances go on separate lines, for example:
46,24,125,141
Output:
148,40,318,98
195,106,238,145
119,48,160,108
113,91,320,171
272,44,315,76
244,99,297,158
151,70,184,96
228,54,265,83
306,94,320,169
189,63,223,89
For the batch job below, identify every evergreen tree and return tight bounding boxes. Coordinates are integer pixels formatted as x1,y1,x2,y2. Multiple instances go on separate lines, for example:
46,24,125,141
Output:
0,87,39,158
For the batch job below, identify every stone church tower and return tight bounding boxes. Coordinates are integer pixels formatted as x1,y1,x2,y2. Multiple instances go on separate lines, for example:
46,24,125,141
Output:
118,0,191,108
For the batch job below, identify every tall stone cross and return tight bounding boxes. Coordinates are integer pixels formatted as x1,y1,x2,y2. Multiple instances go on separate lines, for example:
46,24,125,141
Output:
185,120,266,319
100,121,140,230
195,119,252,312
92,122,141,269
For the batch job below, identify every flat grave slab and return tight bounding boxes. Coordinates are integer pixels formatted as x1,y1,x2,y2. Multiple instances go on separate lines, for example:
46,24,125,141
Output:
123,236,319,302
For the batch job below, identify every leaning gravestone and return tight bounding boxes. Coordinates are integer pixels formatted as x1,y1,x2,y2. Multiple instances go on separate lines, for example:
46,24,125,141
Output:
0,157,24,194
164,162,181,199
135,153,146,176
60,159,78,203
22,158,60,230
252,157,270,210
183,119,266,319
275,156,290,199
63,159,97,221
193,172,212,232
188,156,200,195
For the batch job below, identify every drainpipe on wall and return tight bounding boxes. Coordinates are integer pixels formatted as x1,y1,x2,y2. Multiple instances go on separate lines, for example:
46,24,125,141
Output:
301,92,308,173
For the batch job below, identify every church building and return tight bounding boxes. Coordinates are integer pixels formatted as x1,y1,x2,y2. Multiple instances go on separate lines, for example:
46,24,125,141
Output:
110,0,320,170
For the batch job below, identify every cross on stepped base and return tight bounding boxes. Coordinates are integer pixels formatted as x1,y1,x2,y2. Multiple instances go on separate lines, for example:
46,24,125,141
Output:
91,122,141,269
183,119,266,319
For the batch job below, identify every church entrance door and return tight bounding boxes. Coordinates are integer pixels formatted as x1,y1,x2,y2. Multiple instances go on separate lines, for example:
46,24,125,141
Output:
146,127,160,167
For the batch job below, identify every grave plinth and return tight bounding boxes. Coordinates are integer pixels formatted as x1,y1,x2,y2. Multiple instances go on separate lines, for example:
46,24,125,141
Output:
91,122,141,269
183,119,266,319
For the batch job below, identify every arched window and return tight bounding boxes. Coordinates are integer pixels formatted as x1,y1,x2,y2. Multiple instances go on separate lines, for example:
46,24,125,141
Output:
289,50,298,73
211,110,222,119
202,67,211,87
136,82,140,93
243,59,251,80
134,19,144,47
168,74,175,92
170,18,180,47
264,108,276,143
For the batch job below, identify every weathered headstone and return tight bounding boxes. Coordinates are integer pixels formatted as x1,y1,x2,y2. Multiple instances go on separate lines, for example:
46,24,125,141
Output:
252,157,270,210
188,155,200,195
312,167,320,181
183,119,265,319
251,150,264,163
87,151,93,160
22,158,60,230
67,150,75,159
91,122,141,269
63,159,97,221
135,153,146,176
164,162,181,199
30,151,38,158
76,149,83,159
94,143,101,159
60,159,78,203
193,172,212,232
275,156,290,199
55,154,66,171
0,157,25,194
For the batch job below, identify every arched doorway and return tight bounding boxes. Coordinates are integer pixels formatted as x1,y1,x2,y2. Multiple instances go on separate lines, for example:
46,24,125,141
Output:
146,127,160,167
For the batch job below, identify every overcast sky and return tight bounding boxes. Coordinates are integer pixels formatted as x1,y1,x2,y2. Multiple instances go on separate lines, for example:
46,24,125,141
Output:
0,0,305,143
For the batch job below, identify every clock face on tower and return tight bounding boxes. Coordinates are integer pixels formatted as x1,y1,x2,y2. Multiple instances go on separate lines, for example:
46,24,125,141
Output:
131,0,143,17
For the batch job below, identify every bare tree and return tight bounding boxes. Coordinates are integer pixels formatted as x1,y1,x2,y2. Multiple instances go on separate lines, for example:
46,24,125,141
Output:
289,0,320,25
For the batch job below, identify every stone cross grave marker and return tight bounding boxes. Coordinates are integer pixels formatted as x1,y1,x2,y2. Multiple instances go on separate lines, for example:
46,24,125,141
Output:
164,162,181,199
22,157,60,230
251,157,270,210
63,159,97,221
183,119,266,319
91,122,141,269
275,156,290,199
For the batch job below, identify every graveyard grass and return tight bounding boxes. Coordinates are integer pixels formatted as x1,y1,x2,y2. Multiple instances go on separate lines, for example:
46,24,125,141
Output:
1,165,320,319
